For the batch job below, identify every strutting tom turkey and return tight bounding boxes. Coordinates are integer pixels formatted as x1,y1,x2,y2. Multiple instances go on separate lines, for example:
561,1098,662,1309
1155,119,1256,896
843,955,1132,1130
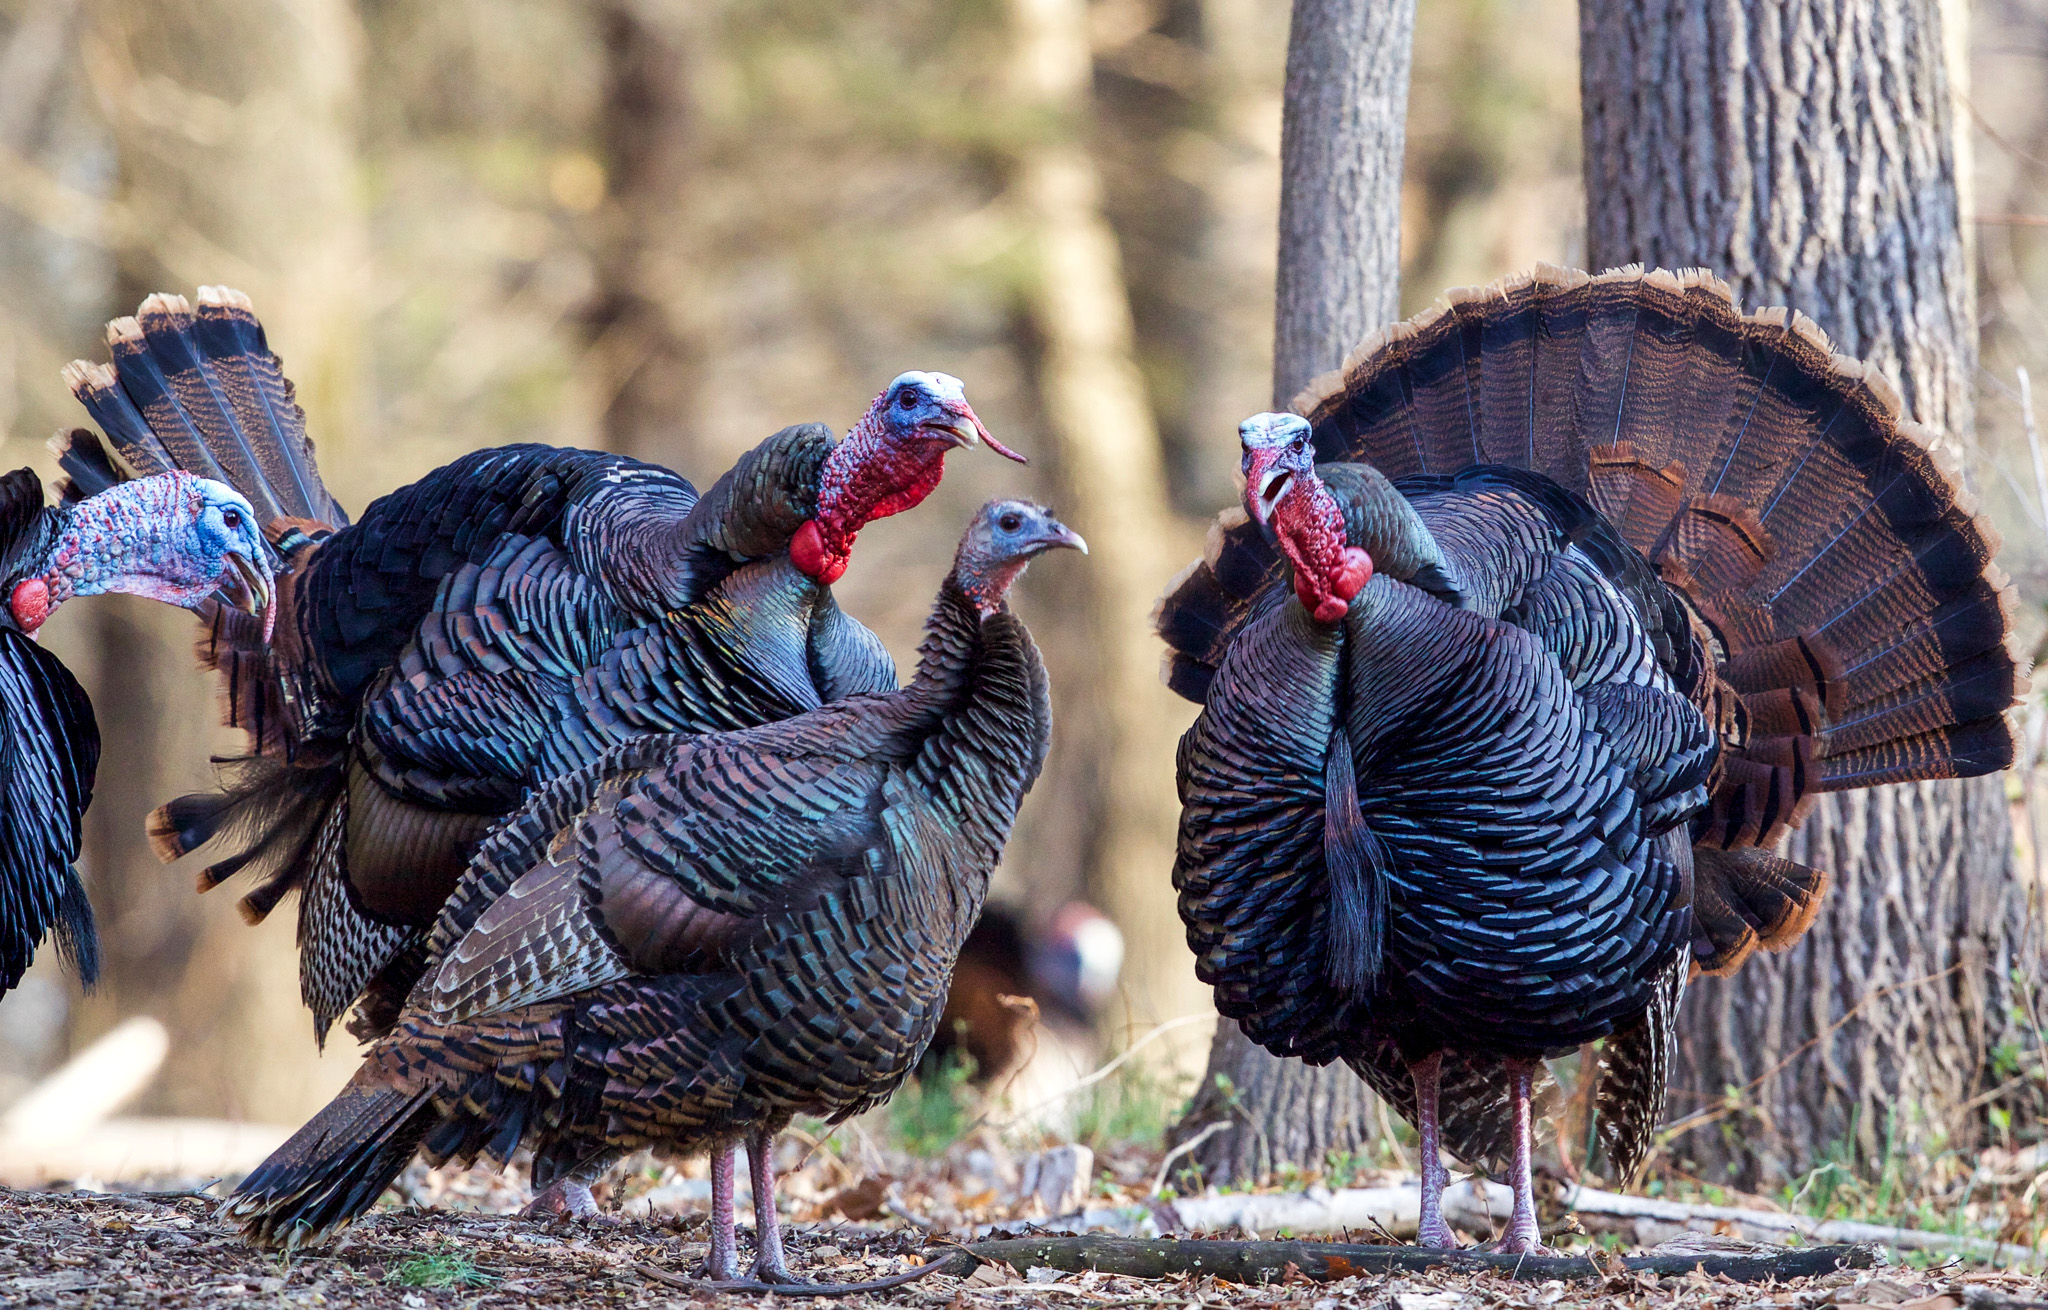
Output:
54,288,1019,1046
1156,265,2020,1253
225,500,1082,1285
0,456,272,998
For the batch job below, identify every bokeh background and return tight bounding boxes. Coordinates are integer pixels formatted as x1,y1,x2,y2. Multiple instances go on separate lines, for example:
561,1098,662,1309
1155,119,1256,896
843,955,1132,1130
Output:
0,0,2040,1170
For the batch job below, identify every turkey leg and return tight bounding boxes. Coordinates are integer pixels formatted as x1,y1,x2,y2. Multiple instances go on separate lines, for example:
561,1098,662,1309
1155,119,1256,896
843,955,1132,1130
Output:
747,1129,802,1283
522,1147,623,1223
1408,1052,1458,1249
698,1145,740,1280
1492,1057,1551,1255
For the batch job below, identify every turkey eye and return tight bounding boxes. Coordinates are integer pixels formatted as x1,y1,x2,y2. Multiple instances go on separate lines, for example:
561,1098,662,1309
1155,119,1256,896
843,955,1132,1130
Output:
221,508,241,529
999,513,1022,532
897,389,918,411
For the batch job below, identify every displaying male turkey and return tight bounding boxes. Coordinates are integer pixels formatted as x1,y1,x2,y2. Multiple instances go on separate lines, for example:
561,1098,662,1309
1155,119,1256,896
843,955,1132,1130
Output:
55,288,1017,1044
0,461,271,996
226,499,1082,1286
1157,265,2019,1252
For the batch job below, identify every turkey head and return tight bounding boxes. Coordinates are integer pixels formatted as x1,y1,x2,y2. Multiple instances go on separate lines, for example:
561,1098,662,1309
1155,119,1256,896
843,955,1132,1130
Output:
953,498,1087,615
794,372,1023,584
1239,412,1371,623
7,471,273,639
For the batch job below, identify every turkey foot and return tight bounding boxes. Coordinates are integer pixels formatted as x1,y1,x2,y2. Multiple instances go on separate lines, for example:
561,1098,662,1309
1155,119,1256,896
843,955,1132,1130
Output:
1407,1053,1460,1250
695,1146,740,1281
521,1179,617,1226
1484,1058,1553,1257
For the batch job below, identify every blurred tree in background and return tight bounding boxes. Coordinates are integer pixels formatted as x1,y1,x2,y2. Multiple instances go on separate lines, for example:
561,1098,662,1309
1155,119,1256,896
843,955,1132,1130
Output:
0,0,2035,1199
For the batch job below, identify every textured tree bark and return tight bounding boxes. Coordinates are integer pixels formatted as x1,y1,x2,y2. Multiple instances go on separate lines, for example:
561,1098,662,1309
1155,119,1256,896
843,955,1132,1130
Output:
1582,0,2030,1187
1271,0,1417,406
1005,0,1212,1077
70,0,371,1123
1171,0,1416,1187
587,0,703,466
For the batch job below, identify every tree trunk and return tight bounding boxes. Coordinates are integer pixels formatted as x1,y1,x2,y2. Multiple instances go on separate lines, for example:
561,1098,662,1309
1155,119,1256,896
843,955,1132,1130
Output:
587,0,703,466
1582,0,2031,1188
1172,0,1416,1186
65,0,370,1124
1005,0,1212,1077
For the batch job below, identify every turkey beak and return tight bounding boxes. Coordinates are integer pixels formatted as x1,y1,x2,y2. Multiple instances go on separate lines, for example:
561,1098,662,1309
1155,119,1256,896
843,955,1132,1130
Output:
934,403,1028,465
226,549,276,642
1033,521,1088,556
1248,457,1293,527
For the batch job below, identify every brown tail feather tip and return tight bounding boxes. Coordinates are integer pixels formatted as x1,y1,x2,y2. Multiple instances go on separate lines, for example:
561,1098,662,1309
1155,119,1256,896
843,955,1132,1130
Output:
103,315,144,350
59,359,118,401
1690,847,1832,978
148,807,196,865
197,285,254,310
138,292,194,323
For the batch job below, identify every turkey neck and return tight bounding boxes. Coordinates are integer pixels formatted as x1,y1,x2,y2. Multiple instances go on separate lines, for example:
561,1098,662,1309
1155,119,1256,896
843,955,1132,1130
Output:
596,425,832,614
889,579,1052,864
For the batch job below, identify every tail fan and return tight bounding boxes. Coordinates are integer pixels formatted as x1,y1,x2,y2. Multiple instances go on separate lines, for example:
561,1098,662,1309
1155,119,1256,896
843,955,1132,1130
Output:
1158,265,2020,861
226,1076,437,1248
1687,845,1830,977
63,287,347,531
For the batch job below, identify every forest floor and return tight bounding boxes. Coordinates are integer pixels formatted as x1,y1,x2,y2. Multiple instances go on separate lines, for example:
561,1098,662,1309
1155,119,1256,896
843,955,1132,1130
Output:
3,1183,2045,1310
4,1179,2045,1310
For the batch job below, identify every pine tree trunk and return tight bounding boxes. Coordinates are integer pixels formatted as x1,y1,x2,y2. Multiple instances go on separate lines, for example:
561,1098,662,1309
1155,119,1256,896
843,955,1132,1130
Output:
1582,0,2031,1188
1171,0,1416,1186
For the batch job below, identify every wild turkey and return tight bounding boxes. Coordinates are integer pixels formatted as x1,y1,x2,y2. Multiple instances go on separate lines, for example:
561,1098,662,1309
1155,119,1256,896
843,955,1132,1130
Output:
0,461,271,996
1157,265,2019,1252
55,288,1017,1044
923,899,1124,1084
225,499,1082,1285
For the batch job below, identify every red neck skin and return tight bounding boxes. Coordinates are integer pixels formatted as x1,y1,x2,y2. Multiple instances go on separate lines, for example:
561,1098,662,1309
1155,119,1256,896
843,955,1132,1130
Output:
791,409,953,586
1271,472,1373,624
956,557,1029,618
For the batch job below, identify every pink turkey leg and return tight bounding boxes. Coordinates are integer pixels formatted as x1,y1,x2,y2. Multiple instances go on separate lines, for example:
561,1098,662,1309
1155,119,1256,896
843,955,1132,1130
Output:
1409,1053,1458,1249
700,1145,739,1281
1494,1058,1552,1255
747,1129,801,1283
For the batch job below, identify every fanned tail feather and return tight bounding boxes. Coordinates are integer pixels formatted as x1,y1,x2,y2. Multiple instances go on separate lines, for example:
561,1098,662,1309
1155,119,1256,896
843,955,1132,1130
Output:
226,1077,437,1248
1687,845,1830,977
64,287,346,531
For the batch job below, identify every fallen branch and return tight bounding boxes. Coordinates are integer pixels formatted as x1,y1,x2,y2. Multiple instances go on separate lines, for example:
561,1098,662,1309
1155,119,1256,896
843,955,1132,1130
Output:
996,1178,2039,1266
938,1235,1881,1284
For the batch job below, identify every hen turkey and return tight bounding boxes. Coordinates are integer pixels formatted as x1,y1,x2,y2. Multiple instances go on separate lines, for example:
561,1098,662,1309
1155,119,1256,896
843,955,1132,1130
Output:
54,288,1016,1041
0,462,270,995
225,499,1082,1285
1157,265,2020,1252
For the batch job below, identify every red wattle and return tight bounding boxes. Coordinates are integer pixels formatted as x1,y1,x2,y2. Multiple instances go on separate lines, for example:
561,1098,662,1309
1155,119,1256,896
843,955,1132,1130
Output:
1331,547,1373,601
790,519,848,585
9,578,50,633
1312,596,1350,624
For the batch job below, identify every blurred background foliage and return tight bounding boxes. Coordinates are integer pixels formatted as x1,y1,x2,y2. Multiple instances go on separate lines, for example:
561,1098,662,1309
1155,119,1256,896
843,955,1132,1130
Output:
0,0,2039,1161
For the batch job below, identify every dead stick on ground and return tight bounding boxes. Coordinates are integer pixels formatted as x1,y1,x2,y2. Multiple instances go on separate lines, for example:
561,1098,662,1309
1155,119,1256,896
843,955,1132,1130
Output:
934,1236,1882,1284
